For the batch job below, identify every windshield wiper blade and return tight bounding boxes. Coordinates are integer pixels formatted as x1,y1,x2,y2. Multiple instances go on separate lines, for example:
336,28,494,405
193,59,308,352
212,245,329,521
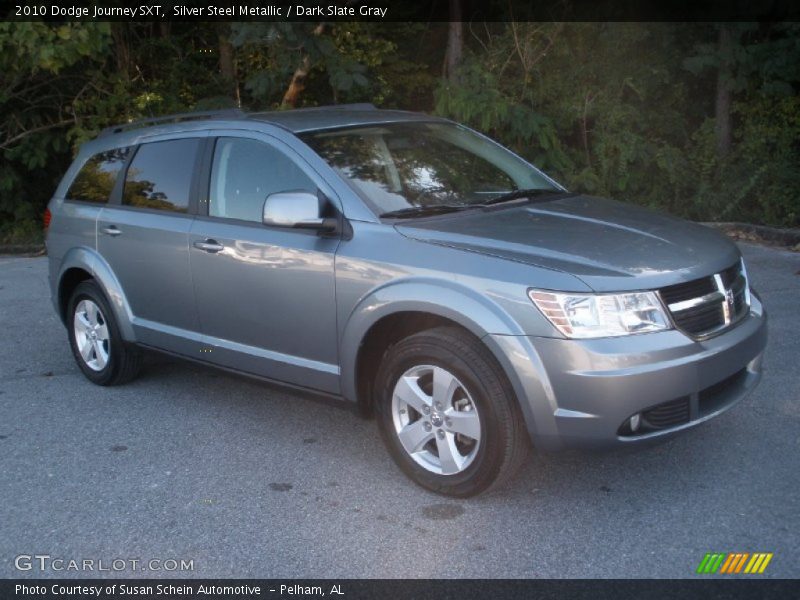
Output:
379,189,570,218
478,188,567,206
379,204,472,219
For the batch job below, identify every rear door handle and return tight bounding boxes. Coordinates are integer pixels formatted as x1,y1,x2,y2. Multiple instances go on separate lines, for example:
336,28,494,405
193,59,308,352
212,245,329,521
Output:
101,225,121,237
193,239,224,253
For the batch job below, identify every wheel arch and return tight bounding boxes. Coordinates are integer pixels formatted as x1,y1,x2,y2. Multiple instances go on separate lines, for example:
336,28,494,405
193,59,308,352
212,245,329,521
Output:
58,267,92,324
56,247,136,342
340,279,539,439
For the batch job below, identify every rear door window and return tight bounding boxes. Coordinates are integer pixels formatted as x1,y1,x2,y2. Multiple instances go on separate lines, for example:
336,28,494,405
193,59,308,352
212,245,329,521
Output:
66,148,130,203
123,139,200,213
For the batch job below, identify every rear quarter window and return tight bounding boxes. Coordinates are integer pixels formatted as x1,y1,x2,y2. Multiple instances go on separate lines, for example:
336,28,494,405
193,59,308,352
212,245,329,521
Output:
65,148,130,203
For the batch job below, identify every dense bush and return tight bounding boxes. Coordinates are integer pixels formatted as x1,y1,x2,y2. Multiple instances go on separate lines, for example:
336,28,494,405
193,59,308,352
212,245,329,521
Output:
435,23,799,227
1,21,797,244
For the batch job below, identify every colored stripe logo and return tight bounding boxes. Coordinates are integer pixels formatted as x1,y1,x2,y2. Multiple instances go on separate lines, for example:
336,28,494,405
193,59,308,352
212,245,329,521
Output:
696,552,773,574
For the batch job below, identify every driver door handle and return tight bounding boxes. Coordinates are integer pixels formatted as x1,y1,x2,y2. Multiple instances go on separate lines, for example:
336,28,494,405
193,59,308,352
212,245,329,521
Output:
101,225,122,237
193,239,224,253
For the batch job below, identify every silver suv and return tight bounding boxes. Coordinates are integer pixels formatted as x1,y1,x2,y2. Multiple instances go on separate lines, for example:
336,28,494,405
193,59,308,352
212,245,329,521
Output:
46,106,767,496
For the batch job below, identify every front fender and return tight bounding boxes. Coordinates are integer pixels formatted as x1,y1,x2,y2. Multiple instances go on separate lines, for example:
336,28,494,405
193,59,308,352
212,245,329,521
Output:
339,277,546,439
57,246,136,342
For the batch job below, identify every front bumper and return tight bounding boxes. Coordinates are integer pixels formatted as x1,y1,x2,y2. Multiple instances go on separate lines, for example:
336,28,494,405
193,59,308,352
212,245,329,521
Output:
488,294,767,451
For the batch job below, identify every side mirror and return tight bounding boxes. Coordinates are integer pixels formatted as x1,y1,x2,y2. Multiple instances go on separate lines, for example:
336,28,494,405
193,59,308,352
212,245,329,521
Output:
262,191,338,232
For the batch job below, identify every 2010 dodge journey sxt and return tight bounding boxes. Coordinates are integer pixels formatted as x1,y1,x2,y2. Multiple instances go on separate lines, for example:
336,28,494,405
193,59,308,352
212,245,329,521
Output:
46,105,767,497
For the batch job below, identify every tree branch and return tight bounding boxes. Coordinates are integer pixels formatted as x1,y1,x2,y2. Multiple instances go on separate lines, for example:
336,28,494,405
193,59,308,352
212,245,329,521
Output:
1,119,74,151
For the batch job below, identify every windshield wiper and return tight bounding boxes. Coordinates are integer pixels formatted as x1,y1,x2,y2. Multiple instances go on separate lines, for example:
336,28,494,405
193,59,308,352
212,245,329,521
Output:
477,188,568,206
379,204,473,219
379,189,570,218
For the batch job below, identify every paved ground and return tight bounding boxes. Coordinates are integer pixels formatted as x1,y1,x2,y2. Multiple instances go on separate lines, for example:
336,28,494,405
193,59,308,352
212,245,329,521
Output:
0,244,798,579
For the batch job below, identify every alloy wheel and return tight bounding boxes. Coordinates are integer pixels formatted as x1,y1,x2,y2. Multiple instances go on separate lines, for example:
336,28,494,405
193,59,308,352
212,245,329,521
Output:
390,364,482,475
73,299,110,371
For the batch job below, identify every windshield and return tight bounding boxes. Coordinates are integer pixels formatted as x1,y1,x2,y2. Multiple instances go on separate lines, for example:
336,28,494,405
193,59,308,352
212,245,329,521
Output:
300,122,560,216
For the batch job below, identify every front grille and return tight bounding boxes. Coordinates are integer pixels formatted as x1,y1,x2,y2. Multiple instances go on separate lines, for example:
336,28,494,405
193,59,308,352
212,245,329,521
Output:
673,302,725,334
642,397,691,429
659,261,750,338
659,278,716,305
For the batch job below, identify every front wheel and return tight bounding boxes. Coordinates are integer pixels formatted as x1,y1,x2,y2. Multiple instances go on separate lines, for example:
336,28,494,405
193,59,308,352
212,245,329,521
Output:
67,281,142,386
375,326,529,497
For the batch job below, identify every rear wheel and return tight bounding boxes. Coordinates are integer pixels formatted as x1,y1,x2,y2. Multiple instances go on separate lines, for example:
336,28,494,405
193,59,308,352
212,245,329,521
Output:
375,326,529,497
68,281,141,385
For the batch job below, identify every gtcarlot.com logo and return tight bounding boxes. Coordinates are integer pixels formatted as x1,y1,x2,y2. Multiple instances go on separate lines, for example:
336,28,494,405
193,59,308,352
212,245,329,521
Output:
696,552,773,574
14,554,194,573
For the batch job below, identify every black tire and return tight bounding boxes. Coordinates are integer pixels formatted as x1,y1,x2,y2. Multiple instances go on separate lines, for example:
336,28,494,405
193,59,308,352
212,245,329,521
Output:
67,280,142,386
375,326,529,497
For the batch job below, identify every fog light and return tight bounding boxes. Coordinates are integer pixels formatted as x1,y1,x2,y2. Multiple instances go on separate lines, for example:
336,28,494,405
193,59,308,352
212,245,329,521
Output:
630,413,641,432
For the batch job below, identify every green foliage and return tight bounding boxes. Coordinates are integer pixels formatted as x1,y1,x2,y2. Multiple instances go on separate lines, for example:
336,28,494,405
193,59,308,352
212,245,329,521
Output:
435,22,799,226
0,22,109,75
688,93,800,226
0,22,111,238
231,23,373,106
231,22,419,108
435,59,570,173
0,21,798,246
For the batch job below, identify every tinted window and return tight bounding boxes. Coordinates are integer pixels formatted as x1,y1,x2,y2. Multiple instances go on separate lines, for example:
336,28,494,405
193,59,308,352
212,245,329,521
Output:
123,139,200,212
209,138,316,222
66,148,130,203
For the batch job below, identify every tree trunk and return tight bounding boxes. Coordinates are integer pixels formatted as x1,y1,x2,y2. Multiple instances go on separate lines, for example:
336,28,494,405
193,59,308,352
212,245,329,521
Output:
111,24,130,80
443,0,463,82
581,92,594,169
217,24,240,106
281,24,325,109
715,24,733,159
281,56,311,108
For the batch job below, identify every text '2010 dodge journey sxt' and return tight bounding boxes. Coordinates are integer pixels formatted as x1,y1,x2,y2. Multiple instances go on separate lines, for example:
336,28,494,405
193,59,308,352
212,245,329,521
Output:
46,106,767,497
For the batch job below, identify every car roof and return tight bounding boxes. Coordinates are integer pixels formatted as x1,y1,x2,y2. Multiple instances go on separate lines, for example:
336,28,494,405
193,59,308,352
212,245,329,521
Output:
247,106,446,133
83,106,449,155
93,105,447,143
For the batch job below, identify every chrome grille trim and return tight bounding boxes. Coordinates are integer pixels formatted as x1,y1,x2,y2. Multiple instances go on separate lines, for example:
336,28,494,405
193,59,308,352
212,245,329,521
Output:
659,259,751,339
667,290,725,313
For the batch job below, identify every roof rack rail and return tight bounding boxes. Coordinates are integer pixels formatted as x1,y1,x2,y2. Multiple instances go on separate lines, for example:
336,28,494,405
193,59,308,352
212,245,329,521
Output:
97,109,246,137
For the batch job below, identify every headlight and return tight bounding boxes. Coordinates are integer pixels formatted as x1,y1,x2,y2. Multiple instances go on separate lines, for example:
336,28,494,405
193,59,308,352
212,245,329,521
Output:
528,289,671,339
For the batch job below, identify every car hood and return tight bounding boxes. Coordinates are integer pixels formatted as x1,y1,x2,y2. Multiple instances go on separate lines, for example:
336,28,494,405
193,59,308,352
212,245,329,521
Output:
394,195,741,292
